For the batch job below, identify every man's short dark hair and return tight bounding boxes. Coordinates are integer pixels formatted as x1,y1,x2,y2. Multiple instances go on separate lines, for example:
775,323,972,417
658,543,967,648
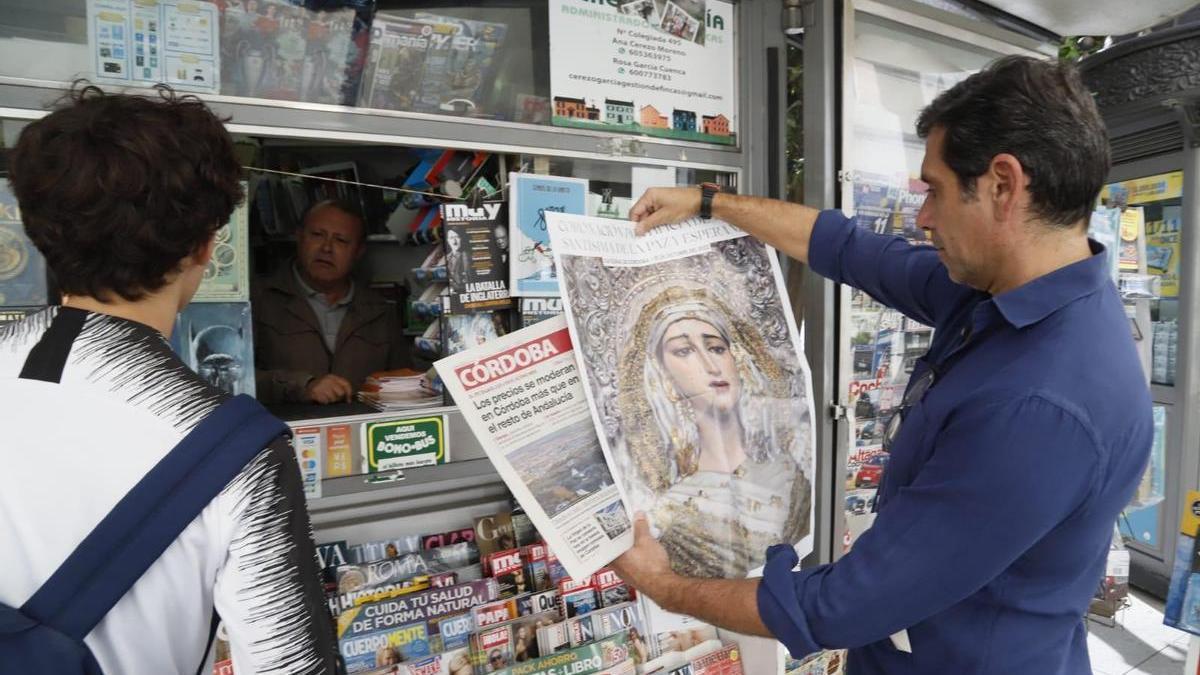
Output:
916,55,1110,229
8,82,243,301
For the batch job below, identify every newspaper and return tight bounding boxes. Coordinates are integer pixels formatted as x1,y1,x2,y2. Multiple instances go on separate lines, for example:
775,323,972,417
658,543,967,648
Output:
547,213,816,637
435,316,634,580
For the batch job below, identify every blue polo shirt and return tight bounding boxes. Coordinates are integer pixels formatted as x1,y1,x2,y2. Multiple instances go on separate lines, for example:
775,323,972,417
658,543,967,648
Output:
757,210,1153,674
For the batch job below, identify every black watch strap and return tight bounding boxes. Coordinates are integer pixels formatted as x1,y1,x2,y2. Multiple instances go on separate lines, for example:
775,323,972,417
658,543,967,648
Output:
699,182,719,220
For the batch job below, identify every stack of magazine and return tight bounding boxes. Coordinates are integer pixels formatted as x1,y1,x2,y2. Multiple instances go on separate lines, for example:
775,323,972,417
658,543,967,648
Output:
358,369,443,411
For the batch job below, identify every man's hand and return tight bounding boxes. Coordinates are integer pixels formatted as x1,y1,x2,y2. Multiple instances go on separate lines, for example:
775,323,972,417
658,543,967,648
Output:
306,374,353,404
611,512,775,639
610,512,680,610
630,186,820,263
630,187,702,235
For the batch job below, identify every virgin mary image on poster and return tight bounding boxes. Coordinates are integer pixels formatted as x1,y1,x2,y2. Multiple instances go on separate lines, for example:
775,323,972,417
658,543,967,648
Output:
551,216,815,580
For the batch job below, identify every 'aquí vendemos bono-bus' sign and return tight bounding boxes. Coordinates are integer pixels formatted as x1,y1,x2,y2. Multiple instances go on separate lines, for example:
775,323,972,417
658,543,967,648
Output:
550,0,736,145
362,415,449,474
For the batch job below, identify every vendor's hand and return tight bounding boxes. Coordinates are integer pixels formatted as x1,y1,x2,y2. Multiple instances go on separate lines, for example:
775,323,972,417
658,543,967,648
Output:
630,187,702,235
306,374,353,404
610,512,677,607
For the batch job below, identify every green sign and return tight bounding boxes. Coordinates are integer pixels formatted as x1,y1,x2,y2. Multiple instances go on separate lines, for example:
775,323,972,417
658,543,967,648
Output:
361,416,448,473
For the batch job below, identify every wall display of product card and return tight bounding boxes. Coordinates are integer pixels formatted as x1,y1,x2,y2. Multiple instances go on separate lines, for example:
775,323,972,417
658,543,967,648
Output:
89,0,220,93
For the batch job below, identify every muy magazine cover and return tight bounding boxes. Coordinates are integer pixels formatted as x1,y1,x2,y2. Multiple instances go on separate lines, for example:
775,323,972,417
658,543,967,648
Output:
434,316,634,580
546,214,815,579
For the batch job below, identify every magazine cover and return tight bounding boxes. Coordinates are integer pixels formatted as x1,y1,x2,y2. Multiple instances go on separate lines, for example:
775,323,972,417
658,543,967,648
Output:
474,624,515,673
441,201,512,313
411,13,509,116
170,302,255,397
218,0,371,105
1164,491,1200,635
443,311,509,356
358,14,440,111
386,646,473,675
489,548,530,598
435,316,634,580
336,543,478,593
338,617,432,673
509,173,589,297
547,213,815,577
330,575,432,619
338,579,501,651
194,181,250,302
689,644,744,675
785,650,845,675
497,631,633,675
0,185,47,308
423,527,477,550
475,512,517,561
518,298,564,328
349,535,425,564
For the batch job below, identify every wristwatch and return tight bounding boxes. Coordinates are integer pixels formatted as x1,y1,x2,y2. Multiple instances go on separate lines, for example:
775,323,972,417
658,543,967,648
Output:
699,182,720,220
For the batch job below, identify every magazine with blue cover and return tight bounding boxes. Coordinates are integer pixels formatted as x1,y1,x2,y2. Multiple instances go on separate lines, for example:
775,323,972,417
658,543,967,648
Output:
1164,490,1200,635
508,173,588,297
170,302,256,397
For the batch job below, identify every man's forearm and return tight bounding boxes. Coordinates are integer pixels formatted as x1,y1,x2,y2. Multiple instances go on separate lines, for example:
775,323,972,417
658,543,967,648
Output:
656,575,774,638
712,193,821,264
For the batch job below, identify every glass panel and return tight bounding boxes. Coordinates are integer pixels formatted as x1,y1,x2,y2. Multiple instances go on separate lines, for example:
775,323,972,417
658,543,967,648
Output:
1100,172,1183,386
0,0,739,144
840,12,1006,553
1120,405,1167,550
0,117,52,315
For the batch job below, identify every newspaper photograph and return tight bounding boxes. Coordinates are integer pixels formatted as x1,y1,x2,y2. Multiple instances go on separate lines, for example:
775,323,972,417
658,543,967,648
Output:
435,316,634,580
546,213,816,580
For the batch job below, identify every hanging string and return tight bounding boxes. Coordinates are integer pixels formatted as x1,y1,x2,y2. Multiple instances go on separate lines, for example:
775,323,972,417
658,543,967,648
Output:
242,157,505,201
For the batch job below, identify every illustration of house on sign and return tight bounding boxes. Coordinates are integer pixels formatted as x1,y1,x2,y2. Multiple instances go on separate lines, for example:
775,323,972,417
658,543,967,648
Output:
640,104,670,128
605,99,635,125
672,109,697,132
554,96,590,119
702,114,730,136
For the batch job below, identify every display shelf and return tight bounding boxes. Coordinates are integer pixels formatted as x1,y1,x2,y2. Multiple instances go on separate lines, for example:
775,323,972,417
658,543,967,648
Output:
309,458,510,539
0,78,745,174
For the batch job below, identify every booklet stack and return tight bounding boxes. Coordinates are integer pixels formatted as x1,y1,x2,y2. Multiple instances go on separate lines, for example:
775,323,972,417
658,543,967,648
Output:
359,369,443,410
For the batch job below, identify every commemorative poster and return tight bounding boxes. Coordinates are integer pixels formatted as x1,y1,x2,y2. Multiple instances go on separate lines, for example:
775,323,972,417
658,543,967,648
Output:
547,213,814,642
549,0,736,145
509,173,589,297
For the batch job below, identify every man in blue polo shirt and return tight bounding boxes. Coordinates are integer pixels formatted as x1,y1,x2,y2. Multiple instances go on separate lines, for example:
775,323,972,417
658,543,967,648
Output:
611,55,1152,674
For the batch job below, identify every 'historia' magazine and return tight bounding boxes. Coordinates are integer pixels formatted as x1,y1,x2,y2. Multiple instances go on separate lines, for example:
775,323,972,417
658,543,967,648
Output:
435,316,634,580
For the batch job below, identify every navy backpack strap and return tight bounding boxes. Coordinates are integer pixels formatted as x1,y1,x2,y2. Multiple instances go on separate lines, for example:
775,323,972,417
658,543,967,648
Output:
20,394,290,641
